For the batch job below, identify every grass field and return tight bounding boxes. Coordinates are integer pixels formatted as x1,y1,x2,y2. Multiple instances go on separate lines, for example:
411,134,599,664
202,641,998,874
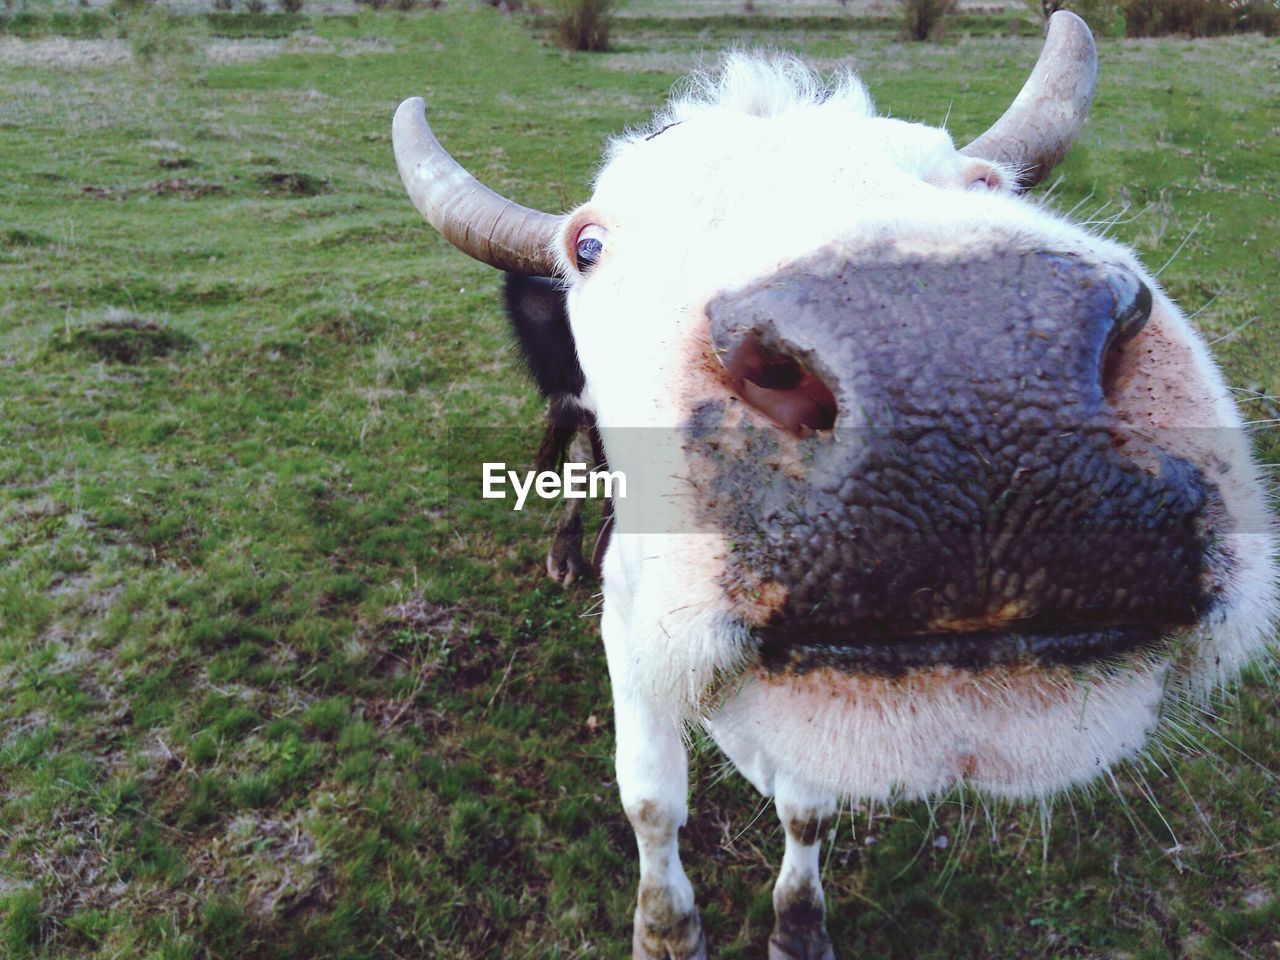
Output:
1,4,1278,959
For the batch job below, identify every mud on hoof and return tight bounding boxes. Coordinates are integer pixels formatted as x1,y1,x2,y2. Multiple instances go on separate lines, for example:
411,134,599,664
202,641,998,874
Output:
769,895,834,960
632,905,707,960
545,504,589,587
768,927,834,960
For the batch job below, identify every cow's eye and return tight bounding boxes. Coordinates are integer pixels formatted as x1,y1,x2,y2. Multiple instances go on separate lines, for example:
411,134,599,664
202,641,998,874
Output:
574,223,608,273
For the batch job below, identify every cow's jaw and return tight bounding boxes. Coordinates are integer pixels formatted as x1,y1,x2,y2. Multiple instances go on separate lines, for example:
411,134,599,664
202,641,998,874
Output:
602,528,1273,802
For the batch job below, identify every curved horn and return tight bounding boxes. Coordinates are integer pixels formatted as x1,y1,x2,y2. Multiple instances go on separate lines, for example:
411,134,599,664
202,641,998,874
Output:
393,96,562,276
960,11,1097,192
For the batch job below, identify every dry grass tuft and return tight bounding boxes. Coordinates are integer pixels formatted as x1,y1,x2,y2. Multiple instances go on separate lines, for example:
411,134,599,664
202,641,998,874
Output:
551,0,616,50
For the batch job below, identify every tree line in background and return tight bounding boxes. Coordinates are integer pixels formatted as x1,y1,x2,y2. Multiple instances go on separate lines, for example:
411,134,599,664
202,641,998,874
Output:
3,0,1275,52
300,0,613,47
1030,0,1278,35
209,0,306,13
900,0,1277,38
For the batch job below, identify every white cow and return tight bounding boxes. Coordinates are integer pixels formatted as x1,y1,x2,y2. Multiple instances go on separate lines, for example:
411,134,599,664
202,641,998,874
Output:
393,14,1277,959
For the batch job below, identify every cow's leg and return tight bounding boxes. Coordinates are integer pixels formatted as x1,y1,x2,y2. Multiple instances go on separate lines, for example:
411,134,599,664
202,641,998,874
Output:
769,776,837,960
614,689,706,960
545,495,589,586
603,595,706,960
543,427,593,586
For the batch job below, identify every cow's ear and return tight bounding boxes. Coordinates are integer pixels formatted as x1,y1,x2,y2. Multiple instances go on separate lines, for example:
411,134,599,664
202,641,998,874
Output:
502,274,586,400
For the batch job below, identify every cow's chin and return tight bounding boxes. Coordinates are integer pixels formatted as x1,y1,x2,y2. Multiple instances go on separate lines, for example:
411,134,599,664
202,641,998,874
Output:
707,649,1173,802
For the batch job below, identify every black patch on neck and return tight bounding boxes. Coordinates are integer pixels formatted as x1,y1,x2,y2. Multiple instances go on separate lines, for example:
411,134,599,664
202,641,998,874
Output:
502,274,585,400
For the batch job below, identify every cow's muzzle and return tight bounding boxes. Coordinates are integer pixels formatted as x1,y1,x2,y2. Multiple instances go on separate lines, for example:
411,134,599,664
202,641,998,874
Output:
690,246,1219,672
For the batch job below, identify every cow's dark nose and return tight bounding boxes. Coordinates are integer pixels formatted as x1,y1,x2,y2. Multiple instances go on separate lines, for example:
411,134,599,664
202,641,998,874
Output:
710,250,1153,436
694,247,1211,653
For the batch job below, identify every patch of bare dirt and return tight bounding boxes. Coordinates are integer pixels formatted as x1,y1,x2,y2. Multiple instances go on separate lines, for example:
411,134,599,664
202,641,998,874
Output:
254,171,329,197
56,312,194,363
81,179,224,200
149,177,225,199
81,184,125,201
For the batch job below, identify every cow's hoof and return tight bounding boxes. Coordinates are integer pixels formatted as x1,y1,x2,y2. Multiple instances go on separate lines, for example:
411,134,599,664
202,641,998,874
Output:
768,926,835,960
632,906,708,960
546,545,589,587
545,511,589,587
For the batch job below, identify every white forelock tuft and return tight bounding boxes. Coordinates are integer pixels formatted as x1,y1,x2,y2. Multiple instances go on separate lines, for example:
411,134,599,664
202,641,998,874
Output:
607,52,874,162
674,52,874,121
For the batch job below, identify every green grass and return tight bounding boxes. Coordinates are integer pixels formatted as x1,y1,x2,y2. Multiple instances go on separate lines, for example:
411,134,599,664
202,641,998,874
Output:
1,6,1277,959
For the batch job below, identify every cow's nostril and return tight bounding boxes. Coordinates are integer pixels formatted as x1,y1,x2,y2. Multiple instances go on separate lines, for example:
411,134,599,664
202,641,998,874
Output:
1110,270,1153,341
1102,270,1153,396
723,332,837,434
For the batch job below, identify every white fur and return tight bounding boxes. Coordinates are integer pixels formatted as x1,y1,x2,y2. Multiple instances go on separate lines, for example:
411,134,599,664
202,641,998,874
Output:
552,53,1277,955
